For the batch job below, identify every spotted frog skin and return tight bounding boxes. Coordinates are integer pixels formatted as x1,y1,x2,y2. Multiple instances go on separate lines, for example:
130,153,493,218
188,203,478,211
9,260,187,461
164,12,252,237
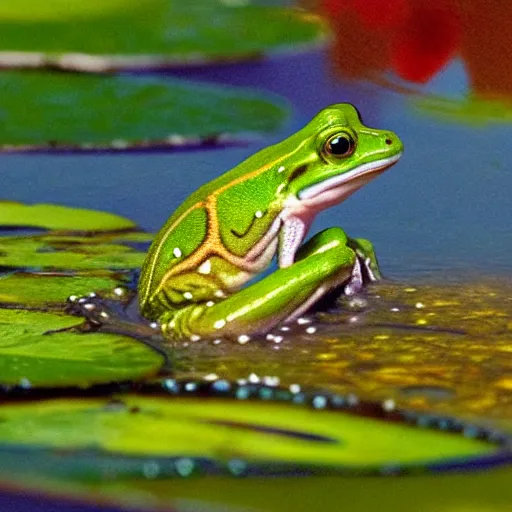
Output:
138,104,403,341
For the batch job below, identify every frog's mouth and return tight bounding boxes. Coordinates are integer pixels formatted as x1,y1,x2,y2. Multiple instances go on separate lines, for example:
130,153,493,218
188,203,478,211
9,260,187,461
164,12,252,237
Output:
297,153,402,207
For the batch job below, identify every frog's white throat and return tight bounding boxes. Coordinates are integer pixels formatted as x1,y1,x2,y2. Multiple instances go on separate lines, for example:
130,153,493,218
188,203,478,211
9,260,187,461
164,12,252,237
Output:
298,153,401,203
277,153,401,268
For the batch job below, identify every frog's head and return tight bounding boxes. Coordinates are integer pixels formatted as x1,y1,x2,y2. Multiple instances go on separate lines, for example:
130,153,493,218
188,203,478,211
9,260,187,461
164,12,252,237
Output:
279,103,403,213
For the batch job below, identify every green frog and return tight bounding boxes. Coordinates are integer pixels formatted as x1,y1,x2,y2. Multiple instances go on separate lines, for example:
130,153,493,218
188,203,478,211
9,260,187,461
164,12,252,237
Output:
138,104,403,342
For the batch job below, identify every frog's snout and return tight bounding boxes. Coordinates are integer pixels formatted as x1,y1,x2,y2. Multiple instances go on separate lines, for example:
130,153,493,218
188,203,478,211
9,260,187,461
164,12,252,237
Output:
382,131,404,155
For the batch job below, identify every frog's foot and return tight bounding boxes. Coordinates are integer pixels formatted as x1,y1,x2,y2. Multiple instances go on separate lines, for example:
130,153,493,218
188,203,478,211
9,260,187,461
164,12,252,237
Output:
66,287,162,340
343,245,380,296
307,236,381,315
343,256,364,296
348,237,382,282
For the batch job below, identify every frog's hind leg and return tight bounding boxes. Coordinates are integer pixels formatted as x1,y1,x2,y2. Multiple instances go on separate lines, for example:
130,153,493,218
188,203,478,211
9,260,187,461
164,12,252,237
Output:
166,227,357,341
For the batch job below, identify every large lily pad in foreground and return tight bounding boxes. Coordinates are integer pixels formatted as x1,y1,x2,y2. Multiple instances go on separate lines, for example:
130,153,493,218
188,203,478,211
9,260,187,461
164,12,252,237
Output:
0,309,163,387
0,382,508,511
0,72,288,150
0,0,325,71
0,390,499,478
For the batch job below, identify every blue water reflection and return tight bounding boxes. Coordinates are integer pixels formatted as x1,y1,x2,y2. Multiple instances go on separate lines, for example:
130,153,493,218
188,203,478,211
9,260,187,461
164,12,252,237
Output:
1,50,511,279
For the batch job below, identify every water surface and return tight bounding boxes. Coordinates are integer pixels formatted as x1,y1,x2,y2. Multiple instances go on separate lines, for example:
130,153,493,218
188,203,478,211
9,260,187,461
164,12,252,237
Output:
2,48,510,280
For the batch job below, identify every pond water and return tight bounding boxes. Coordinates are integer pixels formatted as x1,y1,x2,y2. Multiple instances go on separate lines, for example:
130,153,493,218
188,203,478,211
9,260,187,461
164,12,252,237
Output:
3,48,511,280
1,1,511,511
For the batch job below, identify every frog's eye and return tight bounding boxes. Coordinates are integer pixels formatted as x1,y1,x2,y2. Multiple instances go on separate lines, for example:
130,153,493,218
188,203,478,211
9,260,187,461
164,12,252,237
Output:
324,133,354,158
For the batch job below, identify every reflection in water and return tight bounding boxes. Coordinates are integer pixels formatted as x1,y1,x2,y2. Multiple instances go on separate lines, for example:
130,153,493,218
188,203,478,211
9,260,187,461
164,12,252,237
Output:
320,0,460,84
319,0,512,106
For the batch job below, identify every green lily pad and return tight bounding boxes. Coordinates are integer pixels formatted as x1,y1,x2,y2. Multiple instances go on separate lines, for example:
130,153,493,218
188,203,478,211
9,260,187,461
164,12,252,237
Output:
0,390,499,478
0,72,288,150
0,273,124,307
0,202,136,231
0,236,145,271
0,0,325,71
0,309,164,387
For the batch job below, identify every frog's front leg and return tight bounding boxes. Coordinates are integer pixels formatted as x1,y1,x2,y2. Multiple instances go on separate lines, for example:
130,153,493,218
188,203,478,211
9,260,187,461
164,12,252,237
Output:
161,227,357,341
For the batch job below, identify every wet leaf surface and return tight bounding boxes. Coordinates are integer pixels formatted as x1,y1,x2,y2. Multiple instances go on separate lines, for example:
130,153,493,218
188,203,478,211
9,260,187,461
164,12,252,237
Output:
0,72,288,150
0,378,508,511
0,392,498,473
0,235,145,270
0,309,163,387
0,0,325,71
0,273,124,307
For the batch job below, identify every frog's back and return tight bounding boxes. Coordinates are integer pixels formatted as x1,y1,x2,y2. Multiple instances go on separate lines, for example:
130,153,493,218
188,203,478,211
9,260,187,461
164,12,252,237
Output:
137,160,254,313
138,197,209,314
138,128,316,316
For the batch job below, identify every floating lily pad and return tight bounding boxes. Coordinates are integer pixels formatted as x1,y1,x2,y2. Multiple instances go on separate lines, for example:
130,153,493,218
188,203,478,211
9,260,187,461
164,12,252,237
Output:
0,386,501,479
0,309,163,387
0,0,325,71
0,273,124,307
0,71,288,150
0,202,136,231
0,236,145,271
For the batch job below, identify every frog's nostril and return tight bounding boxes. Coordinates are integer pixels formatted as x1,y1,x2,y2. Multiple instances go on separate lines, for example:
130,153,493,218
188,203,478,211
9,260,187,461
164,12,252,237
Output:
385,137,393,145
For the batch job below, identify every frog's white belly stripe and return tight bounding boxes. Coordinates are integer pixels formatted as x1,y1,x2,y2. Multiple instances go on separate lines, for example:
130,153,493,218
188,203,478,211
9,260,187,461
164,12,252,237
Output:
298,153,402,201
273,153,401,270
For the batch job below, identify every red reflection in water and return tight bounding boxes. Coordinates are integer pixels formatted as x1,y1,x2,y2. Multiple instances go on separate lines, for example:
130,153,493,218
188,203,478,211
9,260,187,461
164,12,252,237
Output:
321,0,512,99
392,3,460,83
321,0,460,84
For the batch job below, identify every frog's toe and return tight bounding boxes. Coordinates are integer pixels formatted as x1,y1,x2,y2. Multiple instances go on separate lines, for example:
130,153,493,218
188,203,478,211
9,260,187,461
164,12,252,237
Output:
66,293,118,327
348,237,382,282
344,257,364,296
66,291,163,341
360,255,380,282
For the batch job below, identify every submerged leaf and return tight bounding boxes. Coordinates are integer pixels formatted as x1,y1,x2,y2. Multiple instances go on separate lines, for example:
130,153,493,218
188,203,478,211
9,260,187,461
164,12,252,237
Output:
0,309,163,387
0,0,325,71
0,456,509,512
0,72,288,150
